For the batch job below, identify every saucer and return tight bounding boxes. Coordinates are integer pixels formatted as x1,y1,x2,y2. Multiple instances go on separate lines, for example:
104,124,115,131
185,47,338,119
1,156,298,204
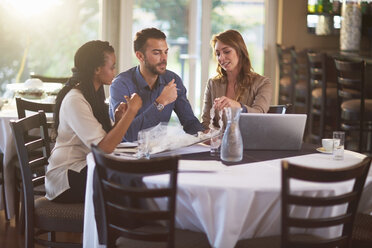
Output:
316,147,332,154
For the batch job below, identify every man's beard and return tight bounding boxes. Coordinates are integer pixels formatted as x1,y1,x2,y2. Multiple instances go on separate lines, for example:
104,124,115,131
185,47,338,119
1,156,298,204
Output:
144,59,167,75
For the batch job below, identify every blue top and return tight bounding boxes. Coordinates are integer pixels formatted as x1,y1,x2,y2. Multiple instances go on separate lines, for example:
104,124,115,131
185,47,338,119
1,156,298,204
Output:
109,66,204,142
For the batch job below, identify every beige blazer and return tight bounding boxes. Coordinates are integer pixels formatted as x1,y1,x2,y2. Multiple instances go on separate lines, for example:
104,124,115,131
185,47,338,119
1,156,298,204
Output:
201,74,272,129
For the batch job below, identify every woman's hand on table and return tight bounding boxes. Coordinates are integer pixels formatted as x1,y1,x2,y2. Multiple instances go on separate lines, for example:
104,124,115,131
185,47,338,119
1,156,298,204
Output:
214,96,241,111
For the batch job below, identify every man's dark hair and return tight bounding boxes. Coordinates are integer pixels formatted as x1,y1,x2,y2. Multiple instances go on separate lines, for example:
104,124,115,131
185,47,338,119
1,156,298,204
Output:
133,28,166,53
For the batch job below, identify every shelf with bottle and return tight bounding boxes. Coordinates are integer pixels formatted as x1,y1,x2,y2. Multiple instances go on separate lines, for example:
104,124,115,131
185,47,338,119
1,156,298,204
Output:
308,0,341,15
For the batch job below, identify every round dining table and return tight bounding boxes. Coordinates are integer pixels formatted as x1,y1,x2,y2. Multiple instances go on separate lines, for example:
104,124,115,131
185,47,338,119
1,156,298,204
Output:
83,144,372,248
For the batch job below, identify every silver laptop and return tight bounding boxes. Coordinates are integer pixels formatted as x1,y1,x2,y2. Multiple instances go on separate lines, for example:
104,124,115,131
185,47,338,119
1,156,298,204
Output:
239,113,307,150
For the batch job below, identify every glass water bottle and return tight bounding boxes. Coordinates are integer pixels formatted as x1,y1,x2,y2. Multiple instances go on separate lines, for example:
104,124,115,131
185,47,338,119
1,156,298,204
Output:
220,107,243,162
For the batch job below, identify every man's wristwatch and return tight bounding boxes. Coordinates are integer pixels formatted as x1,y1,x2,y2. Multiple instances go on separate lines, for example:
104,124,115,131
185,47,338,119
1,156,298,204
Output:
154,101,164,111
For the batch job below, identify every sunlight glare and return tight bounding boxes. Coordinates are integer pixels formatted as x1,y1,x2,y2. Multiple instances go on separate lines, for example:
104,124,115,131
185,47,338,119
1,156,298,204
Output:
5,0,60,18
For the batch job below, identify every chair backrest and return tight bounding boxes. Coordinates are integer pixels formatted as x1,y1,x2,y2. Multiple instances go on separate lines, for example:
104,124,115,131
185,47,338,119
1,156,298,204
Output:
333,59,366,152
16,97,55,142
268,104,292,114
307,51,327,96
276,44,296,105
281,157,372,248
276,44,296,79
333,59,364,102
30,74,68,84
10,111,51,240
91,144,179,247
293,49,309,83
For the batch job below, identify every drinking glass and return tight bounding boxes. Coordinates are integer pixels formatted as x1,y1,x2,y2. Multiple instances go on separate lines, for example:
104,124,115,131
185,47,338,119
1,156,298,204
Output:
333,131,345,160
137,131,150,159
210,132,222,157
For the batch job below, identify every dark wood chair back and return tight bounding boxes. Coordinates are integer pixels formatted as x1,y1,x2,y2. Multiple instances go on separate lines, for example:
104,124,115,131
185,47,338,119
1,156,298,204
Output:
0,152,8,220
333,59,372,153
10,111,83,248
268,104,292,114
30,74,68,84
291,49,310,114
276,44,296,105
307,51,337,143
10,111,50,191
281,157,372,248
10,111,50,247
16,97,55,142
91,144,179,247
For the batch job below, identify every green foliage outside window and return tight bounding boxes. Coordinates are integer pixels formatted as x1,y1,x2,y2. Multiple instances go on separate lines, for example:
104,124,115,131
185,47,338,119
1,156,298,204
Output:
0,0,98,95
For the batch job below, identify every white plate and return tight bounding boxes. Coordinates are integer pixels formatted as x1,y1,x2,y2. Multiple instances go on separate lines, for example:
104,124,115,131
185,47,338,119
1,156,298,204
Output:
117,142,138,148
316,147,332,154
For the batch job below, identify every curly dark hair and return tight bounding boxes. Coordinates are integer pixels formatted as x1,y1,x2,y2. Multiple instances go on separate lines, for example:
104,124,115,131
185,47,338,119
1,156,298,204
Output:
54,40,114,137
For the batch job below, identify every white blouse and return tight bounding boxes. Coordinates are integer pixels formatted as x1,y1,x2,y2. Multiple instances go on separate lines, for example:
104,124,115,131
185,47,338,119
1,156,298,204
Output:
45,89,106,200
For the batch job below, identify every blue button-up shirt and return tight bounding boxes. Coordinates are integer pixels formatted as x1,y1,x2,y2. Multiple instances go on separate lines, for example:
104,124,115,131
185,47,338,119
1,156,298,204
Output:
109,66,204,142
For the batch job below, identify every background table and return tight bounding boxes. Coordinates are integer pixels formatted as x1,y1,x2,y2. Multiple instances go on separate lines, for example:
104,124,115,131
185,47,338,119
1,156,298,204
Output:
0,102,19,219
83,146,372,248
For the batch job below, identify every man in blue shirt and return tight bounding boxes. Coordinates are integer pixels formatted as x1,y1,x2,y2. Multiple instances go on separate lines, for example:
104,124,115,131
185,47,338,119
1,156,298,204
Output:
109,28,204,142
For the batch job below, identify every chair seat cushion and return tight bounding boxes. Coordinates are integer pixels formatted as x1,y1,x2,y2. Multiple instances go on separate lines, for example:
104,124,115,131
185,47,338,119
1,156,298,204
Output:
34,197,84,232
311,87,337,106
116,225,210,248
341,99,372,121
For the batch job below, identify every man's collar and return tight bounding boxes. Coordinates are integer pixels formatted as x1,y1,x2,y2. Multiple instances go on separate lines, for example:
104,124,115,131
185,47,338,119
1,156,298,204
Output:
135,66,149,89
135,65,167,89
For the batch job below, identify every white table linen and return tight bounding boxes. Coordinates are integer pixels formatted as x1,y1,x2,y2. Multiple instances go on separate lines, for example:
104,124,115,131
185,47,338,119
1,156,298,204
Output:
0,104,19,218
83,149,372,248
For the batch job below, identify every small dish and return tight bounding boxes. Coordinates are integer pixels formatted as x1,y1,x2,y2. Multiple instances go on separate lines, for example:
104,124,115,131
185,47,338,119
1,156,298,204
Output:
316,147,332,154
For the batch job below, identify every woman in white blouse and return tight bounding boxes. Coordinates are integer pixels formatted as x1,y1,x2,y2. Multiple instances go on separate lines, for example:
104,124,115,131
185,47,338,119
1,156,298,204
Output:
45,40,142,203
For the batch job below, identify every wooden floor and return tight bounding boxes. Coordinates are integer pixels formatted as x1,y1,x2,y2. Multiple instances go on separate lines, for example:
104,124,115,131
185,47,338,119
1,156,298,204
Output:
0,211,24,248
0,210,81,248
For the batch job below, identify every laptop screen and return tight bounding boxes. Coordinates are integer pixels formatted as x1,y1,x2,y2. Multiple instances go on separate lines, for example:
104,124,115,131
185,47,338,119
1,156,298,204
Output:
238,113,307,150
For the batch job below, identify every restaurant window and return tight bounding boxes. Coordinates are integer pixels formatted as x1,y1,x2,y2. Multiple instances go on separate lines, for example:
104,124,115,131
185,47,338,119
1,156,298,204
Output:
209,0,265,78
0,0,99,95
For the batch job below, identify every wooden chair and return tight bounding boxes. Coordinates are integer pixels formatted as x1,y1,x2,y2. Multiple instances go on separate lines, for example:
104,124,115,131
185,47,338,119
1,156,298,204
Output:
333,59,372,154
30,74,68,84
268,104,292,114
307,51,337,144
292,49,309,114
0,152,9,220
10,111,83,248
13,97,56,228
91,144,210,248
16,97,55,140
281,157,372,248
276,44,296,106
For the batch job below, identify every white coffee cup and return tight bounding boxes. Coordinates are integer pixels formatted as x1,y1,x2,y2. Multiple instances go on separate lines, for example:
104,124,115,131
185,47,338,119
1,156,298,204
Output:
322,138,334,152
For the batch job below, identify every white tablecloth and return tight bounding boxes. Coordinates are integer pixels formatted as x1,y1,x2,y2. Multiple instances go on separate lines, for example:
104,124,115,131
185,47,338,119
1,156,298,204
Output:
0,104,18,219
83,149,372,248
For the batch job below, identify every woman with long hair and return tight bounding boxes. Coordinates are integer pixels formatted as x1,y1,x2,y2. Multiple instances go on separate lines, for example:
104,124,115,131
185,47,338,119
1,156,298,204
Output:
201,29,272,129
45,40,142,203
